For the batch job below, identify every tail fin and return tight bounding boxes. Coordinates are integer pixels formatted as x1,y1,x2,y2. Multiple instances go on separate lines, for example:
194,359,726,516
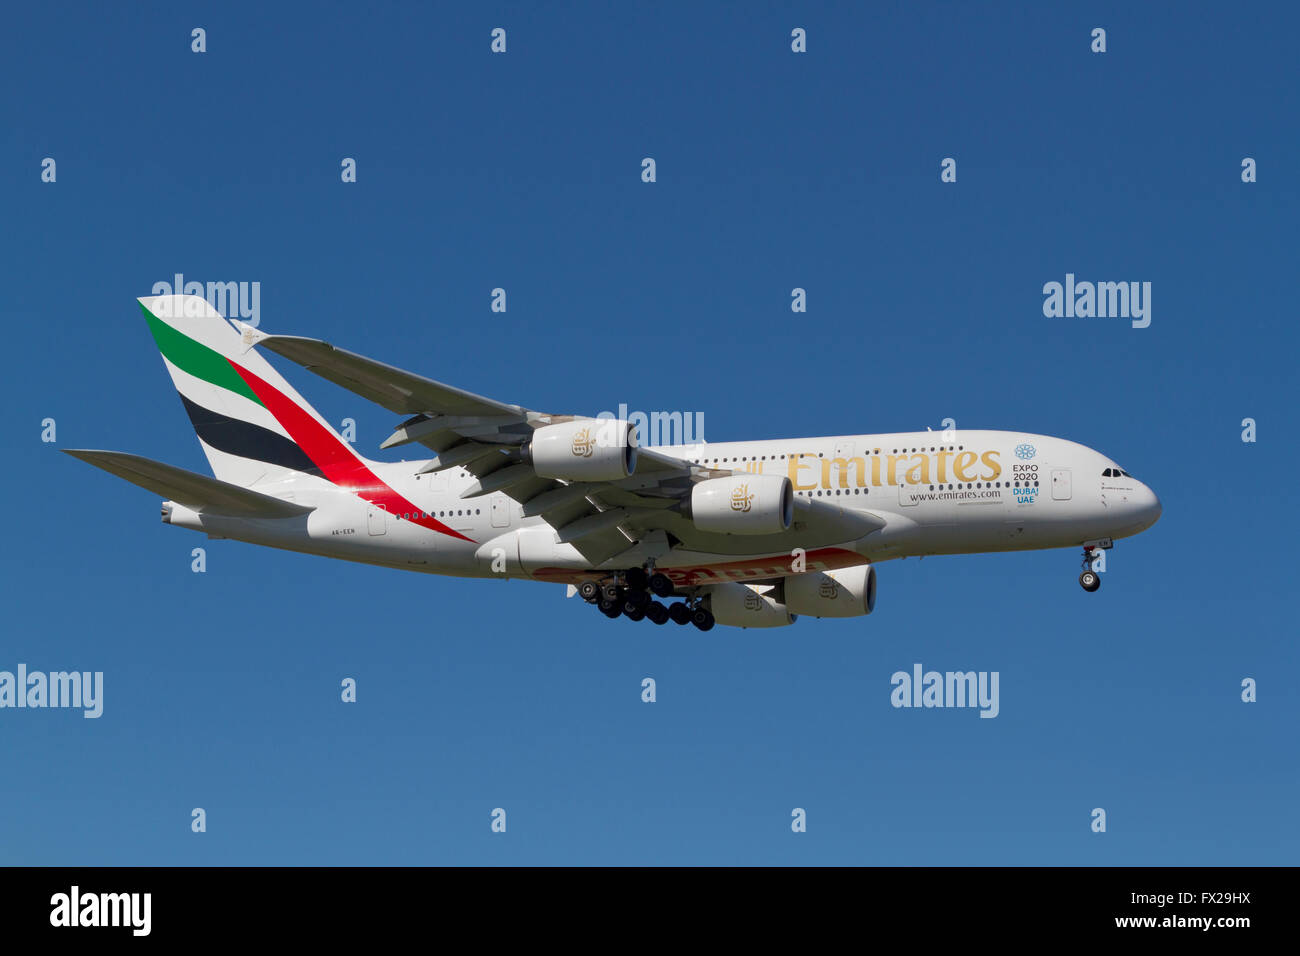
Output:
139,294,357,488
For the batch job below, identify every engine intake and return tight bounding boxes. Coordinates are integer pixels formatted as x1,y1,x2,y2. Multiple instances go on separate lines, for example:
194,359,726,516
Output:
531,419,638,482
690,474,793,535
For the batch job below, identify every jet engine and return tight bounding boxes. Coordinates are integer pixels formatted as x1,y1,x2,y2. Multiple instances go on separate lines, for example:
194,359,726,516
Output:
689,474,793,535
783,565,876,618
705,582,796,628
530,419,638,481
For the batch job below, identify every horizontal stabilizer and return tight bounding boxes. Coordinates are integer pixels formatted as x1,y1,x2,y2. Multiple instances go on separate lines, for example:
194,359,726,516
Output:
63,449,315,519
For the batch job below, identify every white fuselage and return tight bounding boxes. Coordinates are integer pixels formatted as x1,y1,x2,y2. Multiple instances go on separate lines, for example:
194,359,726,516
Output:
163,429,1161,589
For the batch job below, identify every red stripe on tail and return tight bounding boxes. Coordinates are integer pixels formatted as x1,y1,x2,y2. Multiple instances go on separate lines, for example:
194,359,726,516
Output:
229,360,474,543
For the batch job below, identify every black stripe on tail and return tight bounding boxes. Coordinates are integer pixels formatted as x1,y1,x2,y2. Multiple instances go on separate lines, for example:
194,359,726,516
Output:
178,393,322,476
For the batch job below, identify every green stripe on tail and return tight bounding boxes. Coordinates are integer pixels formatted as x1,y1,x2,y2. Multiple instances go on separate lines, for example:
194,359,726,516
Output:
140,301,262,405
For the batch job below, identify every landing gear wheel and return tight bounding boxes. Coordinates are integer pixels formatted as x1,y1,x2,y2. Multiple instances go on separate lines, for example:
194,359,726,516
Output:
690,607,715,631
648,573,674,598
602,583,622,604
668,602,692,625
625,567,649,591
598,597,622,618
646,601,670,625
624,603,647,621
1079,570,1101,592
578,580,601,604
624,588,651,612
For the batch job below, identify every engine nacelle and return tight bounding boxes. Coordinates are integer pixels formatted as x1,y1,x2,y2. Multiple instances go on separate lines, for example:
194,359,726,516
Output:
706,583,796,628
530,419,638,482
783,565,876,618
690,474,793,535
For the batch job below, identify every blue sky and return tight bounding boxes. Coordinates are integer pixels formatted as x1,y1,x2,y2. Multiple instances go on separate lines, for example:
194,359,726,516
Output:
1,1,1295,864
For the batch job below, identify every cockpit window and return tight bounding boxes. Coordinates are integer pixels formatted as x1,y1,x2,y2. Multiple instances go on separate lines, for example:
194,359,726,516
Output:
1102,468,1113,477
1103,467,1133,478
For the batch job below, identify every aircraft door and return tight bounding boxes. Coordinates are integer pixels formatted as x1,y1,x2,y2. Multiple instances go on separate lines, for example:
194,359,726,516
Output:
367,503,387,535
1051,469,1072,501
490,495,511,528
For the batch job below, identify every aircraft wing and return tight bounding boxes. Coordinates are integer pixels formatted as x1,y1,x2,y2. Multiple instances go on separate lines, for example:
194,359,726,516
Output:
247,328,883,565
242,331,528,421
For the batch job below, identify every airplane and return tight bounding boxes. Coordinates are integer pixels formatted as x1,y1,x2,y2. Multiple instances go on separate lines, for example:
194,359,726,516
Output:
66,295,1162,630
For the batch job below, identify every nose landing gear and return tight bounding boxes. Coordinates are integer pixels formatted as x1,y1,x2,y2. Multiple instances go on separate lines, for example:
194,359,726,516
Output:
1079,545,1102,592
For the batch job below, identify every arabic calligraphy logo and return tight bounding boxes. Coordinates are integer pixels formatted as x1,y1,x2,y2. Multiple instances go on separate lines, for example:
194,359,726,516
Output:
743,591,763,611
1014,443,1037,460
818,578,840,599
571,426,595,458
730,483,754,512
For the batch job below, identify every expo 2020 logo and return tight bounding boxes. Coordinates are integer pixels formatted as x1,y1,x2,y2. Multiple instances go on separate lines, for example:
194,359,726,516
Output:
1015,443,1037,460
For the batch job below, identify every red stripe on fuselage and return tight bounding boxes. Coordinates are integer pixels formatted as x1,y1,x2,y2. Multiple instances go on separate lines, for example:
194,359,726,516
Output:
229,360,474,543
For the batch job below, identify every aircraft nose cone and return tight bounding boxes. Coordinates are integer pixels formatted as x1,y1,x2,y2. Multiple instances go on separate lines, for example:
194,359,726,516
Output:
1135,482,1162,530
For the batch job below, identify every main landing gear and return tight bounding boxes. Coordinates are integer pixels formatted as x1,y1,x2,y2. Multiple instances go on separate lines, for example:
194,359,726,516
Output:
578,566,714,631
1078,545,1102,592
